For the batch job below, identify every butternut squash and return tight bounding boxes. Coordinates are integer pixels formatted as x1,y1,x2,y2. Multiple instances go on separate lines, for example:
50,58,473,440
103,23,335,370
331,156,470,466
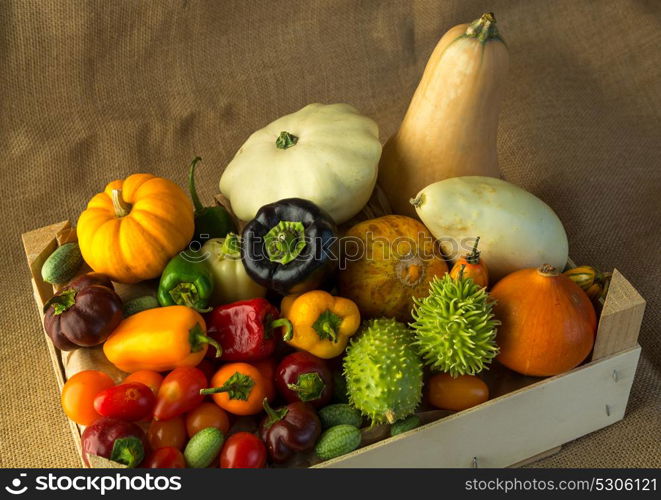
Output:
378,13,509,217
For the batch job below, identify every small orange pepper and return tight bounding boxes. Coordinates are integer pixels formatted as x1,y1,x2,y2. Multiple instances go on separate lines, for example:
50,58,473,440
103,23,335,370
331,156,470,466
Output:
103,305,220,372
201,363,266,416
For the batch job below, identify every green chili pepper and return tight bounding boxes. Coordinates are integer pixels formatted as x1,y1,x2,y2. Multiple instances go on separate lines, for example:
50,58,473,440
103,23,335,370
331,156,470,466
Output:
157,252,214,312
189,156,236,243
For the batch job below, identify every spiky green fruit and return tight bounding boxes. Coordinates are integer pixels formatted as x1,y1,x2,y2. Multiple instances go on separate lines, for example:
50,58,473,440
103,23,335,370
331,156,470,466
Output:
343,319,423,425
411,273,500,376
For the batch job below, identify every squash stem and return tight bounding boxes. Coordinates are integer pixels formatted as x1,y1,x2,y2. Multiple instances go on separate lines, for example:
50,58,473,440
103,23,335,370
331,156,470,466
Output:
465,12,502,44
538,264,560,277
409,194,424,208
111,189,131,218
276,131,299,150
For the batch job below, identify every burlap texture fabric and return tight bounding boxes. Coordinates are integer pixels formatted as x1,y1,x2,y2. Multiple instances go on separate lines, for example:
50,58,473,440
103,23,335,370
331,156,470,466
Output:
0,0,659,468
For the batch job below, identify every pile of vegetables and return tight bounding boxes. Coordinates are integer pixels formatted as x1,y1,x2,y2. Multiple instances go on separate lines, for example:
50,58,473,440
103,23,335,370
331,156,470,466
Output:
41,13,610,469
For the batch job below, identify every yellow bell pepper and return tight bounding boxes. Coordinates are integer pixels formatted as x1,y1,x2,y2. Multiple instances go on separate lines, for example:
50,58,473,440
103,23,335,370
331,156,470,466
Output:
103,305,220,372
280,290,360,359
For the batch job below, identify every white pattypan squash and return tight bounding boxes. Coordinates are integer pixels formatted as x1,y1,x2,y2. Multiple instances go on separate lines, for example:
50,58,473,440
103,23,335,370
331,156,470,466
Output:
220,103,382,224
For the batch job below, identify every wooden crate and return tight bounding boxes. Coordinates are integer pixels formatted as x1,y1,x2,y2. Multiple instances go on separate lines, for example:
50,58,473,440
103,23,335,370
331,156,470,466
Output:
22,220,645,468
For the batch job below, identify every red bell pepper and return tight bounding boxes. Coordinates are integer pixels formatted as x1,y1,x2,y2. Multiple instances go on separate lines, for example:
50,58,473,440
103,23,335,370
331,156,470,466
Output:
207,298,290,362
153,367,207,421
259,399,321,463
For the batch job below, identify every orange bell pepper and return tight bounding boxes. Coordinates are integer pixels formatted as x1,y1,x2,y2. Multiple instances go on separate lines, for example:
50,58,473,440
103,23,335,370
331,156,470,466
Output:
201,363,266,416
103,305,220,372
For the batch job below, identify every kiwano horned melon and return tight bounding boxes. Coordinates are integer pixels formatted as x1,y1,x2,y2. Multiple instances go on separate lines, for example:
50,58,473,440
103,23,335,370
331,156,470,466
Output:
343,319,423,424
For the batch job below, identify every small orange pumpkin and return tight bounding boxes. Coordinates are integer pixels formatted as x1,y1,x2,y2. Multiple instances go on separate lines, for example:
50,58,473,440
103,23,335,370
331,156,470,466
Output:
449,236,489,288
338,215,448,321
490,264,597,377
77,174,195,283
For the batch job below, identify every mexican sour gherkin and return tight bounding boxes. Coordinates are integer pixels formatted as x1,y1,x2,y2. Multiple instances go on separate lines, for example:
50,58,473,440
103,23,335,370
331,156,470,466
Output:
343,319,423,425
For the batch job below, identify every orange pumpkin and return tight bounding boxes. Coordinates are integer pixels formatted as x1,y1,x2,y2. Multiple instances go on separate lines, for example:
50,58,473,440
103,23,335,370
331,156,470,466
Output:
338,215,448,322
449,236,489,288
77,174,195,283
490,264,597,377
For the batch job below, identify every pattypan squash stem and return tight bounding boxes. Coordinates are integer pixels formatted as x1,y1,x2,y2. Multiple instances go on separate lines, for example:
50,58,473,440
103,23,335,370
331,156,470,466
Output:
275,131,299,150
111,189,131,218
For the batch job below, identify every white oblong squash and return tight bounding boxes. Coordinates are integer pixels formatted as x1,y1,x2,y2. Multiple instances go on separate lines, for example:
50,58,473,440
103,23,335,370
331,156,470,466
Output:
412,176,568,281
219,103,382,224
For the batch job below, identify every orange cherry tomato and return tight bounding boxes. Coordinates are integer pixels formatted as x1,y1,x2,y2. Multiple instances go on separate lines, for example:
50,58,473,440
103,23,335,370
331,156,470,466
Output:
202,363,266,416
185,402,231,438
427,373,489,411
147,416,187,450
252,358,276,402
61,370,114,425
123,370,163,396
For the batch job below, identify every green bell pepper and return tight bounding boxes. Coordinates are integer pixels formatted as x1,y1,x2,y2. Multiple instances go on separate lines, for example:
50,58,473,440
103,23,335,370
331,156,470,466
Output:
189,157,236,243
157,252,214,312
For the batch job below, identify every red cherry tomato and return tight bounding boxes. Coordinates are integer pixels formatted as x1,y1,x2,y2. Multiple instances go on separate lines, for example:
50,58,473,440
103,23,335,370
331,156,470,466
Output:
220,432,267,468
93,382,156,421
143,447,186,468
154,367,207,420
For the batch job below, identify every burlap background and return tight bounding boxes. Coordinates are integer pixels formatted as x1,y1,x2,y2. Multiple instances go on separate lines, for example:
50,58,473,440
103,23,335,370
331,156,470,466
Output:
0,0,658,468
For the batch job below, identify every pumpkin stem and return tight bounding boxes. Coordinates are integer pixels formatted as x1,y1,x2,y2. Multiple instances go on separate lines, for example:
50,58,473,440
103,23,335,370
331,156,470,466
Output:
111,189,131,218
538,264,560,277
465,12,503,44
276,131,299,150
188,156,205,213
